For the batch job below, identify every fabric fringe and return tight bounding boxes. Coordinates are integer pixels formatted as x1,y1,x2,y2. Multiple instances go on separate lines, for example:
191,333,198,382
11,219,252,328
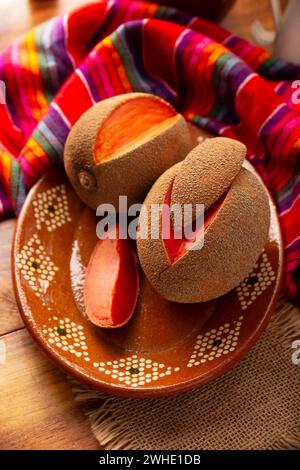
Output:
72,382,137,449
271,427,300,450
72,300,300,450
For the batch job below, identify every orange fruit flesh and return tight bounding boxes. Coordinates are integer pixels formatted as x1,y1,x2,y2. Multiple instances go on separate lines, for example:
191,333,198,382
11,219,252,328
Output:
84,225,139,328
94,97,178,163
162,182,228,264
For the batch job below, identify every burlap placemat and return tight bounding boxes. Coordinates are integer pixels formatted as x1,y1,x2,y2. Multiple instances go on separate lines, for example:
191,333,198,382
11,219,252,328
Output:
73,300,300,450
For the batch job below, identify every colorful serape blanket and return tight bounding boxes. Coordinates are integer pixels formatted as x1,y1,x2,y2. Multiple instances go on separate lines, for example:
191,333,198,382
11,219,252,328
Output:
0,0,300,298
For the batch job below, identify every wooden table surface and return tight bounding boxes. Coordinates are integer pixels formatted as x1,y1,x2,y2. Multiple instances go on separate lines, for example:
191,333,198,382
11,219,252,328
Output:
0,0,276,450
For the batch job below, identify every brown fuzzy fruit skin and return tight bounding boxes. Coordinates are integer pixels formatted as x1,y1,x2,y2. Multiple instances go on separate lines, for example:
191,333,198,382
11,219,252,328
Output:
137,140,270,303
171,137,246,211
64,93,191,209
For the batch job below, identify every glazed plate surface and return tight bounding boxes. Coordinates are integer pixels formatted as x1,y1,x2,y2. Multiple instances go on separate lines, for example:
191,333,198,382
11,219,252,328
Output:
13,162,283,397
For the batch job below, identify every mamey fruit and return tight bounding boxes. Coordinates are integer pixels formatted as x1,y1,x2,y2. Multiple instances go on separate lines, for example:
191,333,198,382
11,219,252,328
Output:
64,93,191,210
84,225,139,328
137,137,270,303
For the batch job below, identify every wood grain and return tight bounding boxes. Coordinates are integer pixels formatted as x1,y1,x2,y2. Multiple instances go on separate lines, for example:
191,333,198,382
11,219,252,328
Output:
0,329,98,449
0,0,276,451
0,219,24,336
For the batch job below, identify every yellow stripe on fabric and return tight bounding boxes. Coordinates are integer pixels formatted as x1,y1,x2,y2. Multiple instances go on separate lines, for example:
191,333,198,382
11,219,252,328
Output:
26,137,48,164
206,43,227,69
255,51,272,67
102,37,133,93
111,44,133,94
26,30,49,120
0,148,12,191
147,4,159,16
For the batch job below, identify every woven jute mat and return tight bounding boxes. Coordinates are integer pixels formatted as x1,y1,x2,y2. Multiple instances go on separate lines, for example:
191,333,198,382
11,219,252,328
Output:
73,300,300,450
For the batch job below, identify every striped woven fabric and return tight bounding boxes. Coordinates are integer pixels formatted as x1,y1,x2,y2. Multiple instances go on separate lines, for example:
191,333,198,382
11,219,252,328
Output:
0,0,300,298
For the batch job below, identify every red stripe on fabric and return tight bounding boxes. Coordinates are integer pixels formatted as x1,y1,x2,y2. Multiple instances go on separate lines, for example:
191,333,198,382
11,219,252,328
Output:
182,36,216,116
266,109,293,155
21,145,48,176
2,48,34,137
67,2,108,65
55,74,95,125
270,130,300,191
224,123,265,158
190,17,229,43
0,106,24,156
99,40,127,95
280,201,300,245
236,76,283,136
243,47,268,69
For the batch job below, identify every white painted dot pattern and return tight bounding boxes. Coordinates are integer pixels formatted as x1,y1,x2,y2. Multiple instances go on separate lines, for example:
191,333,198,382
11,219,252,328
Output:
43,321,180,386
16,234,58,296
42,317,90,362
92,356,180,387
33,184,71,232
187,317,244,367
236,250,276,310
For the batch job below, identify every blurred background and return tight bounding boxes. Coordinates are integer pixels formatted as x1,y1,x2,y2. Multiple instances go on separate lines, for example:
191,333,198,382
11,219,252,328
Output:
0,0,275,51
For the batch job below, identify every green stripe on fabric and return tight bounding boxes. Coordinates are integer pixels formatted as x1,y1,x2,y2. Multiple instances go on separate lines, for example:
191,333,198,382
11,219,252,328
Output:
111,30,144,92
210,101,223,119
212,52,232,90
259,56,277,73
10,159,20,203
276,156,300,199
210,53,230,119
154,5,168,18
35,26,53,104
33,130,60,164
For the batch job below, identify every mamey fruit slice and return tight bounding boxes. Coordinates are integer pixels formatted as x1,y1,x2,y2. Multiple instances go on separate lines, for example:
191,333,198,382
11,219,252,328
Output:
84,225,139,328
94,97,178,163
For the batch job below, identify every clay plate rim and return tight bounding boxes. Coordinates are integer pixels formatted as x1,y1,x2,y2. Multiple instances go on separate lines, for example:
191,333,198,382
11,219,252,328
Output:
12,169,284,398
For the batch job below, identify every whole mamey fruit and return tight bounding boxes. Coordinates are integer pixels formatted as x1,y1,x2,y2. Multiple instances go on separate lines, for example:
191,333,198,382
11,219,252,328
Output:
64,93,191,210
137,137,270,303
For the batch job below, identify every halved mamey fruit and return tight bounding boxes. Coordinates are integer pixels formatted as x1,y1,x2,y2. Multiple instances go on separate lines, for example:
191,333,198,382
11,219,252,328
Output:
84,225,139,328
137,137,270,303
64,93,191,210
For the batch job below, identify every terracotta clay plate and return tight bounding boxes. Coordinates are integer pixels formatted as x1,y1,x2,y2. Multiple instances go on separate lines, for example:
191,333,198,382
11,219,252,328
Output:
13,161,283,398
